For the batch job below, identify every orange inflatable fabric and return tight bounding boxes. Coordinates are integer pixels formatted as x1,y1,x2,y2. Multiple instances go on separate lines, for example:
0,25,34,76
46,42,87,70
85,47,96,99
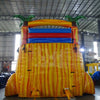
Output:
21,26,28,45
5,19,95,99
28,19,72,27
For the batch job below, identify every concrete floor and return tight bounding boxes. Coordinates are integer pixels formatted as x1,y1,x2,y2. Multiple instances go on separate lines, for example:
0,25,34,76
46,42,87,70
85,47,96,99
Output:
0,86,100,100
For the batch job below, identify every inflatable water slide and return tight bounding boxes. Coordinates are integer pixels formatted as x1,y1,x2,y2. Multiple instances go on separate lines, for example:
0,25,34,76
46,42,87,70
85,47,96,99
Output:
5,19,95,99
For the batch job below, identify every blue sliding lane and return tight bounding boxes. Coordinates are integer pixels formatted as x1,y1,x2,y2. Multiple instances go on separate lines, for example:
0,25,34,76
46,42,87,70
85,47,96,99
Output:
28,28,71,33
28,38,72,43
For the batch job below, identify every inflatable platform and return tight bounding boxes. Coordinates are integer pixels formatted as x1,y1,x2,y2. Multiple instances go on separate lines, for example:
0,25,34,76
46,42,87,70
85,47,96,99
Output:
5,19,95,99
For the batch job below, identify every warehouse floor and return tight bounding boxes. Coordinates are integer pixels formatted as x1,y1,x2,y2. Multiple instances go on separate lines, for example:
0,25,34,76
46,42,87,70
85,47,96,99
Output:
0,86,100,100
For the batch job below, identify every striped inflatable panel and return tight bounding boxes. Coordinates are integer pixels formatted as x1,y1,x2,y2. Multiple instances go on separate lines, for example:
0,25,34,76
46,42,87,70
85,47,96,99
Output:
28,38,72,43
28,28,72,43
28,28,71,33
28,33,72,38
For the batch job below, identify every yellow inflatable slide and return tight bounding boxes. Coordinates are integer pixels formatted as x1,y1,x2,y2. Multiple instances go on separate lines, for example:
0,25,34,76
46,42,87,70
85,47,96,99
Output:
5,19,95,99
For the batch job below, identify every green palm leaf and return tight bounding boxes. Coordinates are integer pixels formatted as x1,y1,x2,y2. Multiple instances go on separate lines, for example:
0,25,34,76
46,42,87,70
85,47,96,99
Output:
13,15,35,27
65,15,73,22
26,15,35,21
13,15,25,21
74,16,86,22
65,15,86,27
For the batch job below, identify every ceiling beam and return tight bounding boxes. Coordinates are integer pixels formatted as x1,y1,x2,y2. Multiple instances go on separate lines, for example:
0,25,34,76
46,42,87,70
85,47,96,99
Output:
0,32,20,36
0,15,99,21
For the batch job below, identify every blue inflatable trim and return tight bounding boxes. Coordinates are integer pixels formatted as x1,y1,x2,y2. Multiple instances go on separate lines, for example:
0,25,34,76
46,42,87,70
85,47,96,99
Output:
28,38,72,43
91,71,100,81
28,28,71,33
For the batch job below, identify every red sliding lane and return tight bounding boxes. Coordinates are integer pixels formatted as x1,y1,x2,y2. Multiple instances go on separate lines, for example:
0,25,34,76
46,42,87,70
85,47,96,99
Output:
28,33,72,38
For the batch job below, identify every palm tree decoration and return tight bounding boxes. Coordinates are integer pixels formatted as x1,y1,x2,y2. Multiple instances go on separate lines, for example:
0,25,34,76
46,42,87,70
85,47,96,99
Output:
13,15,35,27
65,15,85,27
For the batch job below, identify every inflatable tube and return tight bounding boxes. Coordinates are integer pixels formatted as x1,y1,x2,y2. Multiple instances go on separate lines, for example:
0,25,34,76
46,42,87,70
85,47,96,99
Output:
28,19,72,27
28,38,72,43
28,28,71,33
28,33,72,38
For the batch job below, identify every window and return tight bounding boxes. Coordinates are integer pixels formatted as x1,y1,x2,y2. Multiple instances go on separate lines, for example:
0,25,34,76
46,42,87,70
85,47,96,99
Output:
11,34,21,71
93,42,98,59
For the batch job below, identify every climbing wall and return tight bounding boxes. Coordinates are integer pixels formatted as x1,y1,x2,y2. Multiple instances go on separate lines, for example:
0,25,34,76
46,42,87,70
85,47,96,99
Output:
15,43,86,97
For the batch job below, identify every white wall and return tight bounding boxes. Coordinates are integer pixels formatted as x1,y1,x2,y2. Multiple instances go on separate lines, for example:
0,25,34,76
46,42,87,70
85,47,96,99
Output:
0,35,15,61
84,35,94,60
98,42,100,57
0,62,2,72
79,34,94,62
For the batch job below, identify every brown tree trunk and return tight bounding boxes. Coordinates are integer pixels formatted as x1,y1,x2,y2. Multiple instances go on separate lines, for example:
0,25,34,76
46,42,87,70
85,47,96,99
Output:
72,22,76,26
23,21,28,26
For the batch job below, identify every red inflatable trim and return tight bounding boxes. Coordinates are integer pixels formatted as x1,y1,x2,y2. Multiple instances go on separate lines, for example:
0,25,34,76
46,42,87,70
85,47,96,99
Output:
28,33,72,38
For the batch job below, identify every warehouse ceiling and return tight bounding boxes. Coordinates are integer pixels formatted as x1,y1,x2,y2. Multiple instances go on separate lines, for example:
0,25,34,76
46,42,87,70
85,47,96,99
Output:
0,0,100,35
